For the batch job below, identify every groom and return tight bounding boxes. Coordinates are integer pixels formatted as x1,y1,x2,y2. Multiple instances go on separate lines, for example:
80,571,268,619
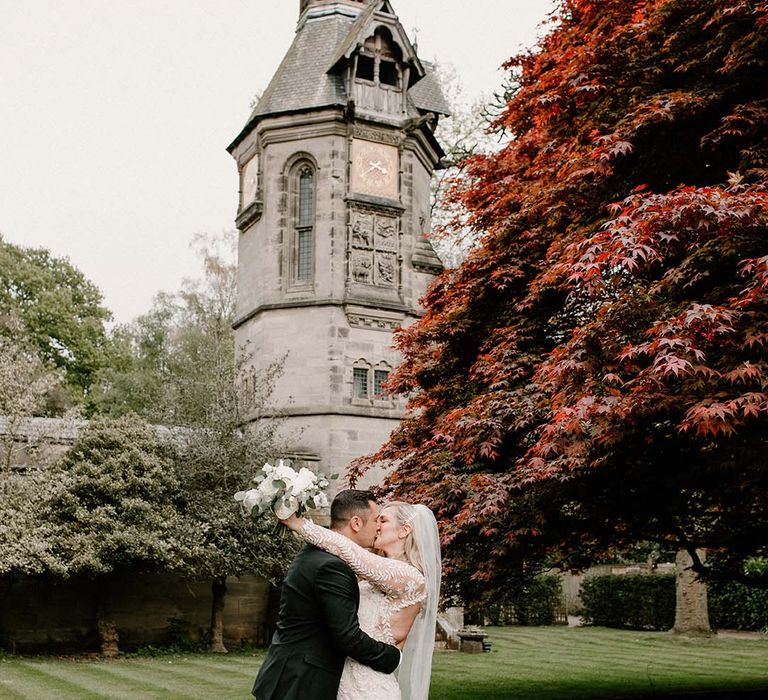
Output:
252,489,400,700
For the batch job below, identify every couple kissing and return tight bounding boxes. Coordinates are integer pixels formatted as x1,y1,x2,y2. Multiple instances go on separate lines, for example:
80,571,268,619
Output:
253,489,441,700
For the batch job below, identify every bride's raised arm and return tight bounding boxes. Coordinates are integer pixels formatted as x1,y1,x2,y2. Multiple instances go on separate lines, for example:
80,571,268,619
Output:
281,515,425,602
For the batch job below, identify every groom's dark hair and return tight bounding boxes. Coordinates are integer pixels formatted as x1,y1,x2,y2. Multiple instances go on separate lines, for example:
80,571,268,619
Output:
330,489,377,529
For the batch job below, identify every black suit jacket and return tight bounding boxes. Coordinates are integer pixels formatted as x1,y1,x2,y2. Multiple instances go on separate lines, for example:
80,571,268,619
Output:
253,543,400,700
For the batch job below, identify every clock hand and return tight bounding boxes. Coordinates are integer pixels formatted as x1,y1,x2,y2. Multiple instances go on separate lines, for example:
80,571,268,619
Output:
363,161,387,176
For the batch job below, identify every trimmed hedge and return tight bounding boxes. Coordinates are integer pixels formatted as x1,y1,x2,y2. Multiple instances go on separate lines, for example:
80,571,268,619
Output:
581,574,676,631
515,575,564,625
709,581,768,632
581,573,768,632
468,575,564,626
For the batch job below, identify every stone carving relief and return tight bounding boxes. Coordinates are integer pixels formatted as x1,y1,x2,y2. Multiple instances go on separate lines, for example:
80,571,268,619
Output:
376,254,396,285
347,314,401,331
352,125,402,147
375,217,397,251
351,251,373,284
351,212,374,248
348,210,399,288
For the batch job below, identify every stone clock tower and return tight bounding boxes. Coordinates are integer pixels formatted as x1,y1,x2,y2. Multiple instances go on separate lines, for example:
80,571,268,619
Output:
228,0,448,488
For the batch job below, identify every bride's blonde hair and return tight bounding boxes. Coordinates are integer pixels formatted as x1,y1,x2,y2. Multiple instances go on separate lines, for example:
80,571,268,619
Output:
383,501,423,573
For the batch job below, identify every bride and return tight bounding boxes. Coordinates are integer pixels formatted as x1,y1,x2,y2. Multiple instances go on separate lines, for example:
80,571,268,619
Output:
279,501,441,700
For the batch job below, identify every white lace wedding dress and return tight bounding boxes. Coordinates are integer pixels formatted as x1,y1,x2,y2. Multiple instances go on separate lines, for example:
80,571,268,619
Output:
298,520,427,700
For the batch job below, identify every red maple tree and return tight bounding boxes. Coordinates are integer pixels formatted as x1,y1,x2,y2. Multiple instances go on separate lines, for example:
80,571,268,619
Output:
351,0,768,601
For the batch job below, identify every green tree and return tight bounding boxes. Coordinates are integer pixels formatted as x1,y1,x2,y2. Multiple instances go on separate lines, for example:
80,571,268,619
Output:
0,316,67,472
44,414,187,654
90,232,236,422
0,235,111,399
0,469,69,579
159,232,291,652
0,313,73,587
89,294,177,418
92,231,294,651
175,358,293,653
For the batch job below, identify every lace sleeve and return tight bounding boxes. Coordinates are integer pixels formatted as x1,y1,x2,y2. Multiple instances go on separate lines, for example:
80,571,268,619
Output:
298,520,426,603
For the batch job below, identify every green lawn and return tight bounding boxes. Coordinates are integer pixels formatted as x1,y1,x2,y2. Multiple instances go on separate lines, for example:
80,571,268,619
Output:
430,627,768,699
0,627,766,699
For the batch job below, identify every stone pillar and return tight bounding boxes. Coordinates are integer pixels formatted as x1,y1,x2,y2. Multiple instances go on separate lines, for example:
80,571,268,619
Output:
672,548,711,636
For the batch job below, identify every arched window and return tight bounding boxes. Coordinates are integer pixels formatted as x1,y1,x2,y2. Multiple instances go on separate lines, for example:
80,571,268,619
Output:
352,359,372,400
351,359,394,403
373,362,392,399
291,162,315,285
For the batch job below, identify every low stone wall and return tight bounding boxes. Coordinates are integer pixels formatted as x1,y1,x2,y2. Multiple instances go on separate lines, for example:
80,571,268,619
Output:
0,573,273,653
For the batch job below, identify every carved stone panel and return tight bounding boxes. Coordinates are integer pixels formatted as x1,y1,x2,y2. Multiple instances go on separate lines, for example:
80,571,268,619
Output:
348,209,399,288
351,251,374,284
352,125,402,146
351,212,374,249
375,216,397,251
375,253,396,286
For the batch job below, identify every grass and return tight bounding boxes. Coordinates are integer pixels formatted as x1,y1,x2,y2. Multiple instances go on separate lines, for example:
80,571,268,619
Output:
429,627,768,699
0,627,765,699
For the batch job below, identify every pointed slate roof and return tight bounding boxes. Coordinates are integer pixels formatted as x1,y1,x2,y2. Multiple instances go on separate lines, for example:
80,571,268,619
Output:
247,13,355,122
328,1,378,70
229,1,449,150
409,61,451,116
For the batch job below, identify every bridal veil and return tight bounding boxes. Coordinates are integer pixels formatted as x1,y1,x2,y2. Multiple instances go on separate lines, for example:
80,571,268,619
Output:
398,504,441,700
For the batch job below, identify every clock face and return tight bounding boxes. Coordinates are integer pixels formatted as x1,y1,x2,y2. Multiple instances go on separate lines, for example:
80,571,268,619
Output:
241,154,259,207
350,139,398,199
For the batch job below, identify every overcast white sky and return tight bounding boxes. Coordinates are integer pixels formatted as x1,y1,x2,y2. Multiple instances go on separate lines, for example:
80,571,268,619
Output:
0,0,555,324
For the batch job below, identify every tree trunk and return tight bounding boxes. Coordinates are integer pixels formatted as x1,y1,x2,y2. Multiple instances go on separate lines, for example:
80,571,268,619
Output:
672,548,711,636
96,577,120,657
209,576,228,653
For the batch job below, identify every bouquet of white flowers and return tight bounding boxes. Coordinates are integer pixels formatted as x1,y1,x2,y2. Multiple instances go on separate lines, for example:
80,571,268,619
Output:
234,459,330,520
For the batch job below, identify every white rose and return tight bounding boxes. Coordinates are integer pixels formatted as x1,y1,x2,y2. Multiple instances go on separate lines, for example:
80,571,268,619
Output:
274,461,297,483
293,467,317,495
258,478,281,500
316,492,329,508
238,489,261,514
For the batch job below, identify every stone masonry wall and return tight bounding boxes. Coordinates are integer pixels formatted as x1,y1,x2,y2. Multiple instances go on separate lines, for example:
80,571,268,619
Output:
0,573,272,653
